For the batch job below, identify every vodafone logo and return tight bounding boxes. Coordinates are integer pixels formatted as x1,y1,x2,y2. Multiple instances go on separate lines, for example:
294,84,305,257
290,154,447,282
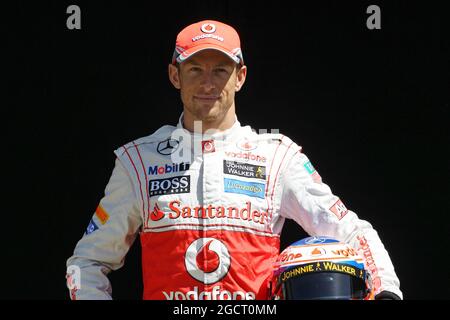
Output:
201,23,216,33
202,140,215,154
224,151,266,163
310,247,326,257
185,238,231,284
236,139,257,151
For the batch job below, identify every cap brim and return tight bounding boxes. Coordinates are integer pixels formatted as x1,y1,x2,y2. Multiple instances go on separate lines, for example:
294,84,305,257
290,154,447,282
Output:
176,43,241,65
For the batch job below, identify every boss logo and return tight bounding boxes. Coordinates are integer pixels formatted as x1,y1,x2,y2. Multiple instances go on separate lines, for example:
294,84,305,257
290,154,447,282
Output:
149,176,190,196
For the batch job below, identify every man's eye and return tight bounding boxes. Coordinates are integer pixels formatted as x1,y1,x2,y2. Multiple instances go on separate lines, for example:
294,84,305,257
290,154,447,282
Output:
216,68,229,73
190,67,201,72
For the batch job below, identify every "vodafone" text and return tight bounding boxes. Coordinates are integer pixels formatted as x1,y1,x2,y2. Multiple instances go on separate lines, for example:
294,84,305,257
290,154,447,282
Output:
162,286,255,300
225,151,266,163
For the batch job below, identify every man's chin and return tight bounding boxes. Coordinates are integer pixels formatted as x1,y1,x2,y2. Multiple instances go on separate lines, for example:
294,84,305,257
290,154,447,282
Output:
196,106,223,122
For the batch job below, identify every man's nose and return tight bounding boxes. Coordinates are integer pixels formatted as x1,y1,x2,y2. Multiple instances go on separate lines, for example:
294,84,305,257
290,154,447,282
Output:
199,71,216,91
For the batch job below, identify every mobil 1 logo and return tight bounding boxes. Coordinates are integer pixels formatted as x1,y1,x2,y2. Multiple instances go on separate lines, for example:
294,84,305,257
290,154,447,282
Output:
149,176,190,197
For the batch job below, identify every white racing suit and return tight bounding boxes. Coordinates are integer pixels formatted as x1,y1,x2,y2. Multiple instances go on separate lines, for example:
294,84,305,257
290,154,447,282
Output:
66,114,402,300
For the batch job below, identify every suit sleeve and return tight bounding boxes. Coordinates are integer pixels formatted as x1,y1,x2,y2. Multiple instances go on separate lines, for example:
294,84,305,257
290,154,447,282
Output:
66,158,142,300
279,149,403,299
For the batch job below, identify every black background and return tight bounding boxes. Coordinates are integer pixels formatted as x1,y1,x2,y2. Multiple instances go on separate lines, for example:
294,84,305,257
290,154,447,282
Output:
4,0,449,300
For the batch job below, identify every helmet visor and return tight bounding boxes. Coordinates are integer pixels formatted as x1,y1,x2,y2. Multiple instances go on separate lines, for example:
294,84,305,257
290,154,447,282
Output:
282,272,367,300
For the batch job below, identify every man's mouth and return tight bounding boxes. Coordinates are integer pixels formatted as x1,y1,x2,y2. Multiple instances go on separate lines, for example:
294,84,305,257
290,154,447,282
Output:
194,95,220,101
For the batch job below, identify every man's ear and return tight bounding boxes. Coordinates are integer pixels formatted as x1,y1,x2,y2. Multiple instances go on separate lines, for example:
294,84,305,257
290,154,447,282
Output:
168,64,181,89
235,65,247,92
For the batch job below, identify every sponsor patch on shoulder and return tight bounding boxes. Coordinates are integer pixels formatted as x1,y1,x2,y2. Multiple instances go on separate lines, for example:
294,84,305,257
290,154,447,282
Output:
85,219,99,235
95,205,109,225
303,161,316,174
329,199,348,220
303,161,322,183
224,178,265,199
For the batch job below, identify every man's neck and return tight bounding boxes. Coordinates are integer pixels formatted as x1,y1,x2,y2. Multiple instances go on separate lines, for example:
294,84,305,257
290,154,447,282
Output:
183,106,236,134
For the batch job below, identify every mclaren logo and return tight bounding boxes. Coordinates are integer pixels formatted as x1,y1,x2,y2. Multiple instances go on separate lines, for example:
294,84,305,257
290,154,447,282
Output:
185,238,231,284
157,138,179,155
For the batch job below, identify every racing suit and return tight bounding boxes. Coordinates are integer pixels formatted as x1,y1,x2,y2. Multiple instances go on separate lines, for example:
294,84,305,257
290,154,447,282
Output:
66,114,402,300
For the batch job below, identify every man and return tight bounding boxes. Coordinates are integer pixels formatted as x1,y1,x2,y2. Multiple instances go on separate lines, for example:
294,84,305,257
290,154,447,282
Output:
66,20,402,300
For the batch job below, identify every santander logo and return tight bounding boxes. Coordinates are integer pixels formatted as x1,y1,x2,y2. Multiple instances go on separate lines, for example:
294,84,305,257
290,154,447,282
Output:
185,238,231,284
150,203,165,221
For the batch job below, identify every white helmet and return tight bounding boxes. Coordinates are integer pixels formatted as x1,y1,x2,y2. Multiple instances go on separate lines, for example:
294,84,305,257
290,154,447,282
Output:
270,236,374,300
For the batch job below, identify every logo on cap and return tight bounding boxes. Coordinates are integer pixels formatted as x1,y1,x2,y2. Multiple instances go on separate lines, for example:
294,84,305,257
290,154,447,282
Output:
201,23,216,33
185,238,231,284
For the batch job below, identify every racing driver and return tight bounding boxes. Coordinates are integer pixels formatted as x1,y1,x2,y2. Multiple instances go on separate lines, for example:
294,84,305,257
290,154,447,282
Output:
66,20,403,300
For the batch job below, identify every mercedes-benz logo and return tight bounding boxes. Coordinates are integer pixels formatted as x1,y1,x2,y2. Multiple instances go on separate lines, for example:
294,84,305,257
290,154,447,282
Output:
157,138,179,155
305,236,328,244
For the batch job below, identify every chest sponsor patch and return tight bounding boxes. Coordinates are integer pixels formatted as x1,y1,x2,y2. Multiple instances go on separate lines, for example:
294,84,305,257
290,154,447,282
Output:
148,162,190,175
146,200,269,226
223,160,266,180
224,178,265,199
202,140,216,154
224,151,266,163
149,175,190,197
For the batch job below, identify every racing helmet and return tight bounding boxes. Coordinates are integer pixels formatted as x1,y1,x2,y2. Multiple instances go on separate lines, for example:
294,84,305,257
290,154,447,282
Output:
271,236,373,300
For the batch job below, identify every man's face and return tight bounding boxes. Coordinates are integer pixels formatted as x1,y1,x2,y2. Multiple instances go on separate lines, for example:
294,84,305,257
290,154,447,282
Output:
169,49,246,124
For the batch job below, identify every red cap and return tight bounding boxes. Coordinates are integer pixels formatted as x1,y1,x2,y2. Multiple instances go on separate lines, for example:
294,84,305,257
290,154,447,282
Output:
172,20,244,65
